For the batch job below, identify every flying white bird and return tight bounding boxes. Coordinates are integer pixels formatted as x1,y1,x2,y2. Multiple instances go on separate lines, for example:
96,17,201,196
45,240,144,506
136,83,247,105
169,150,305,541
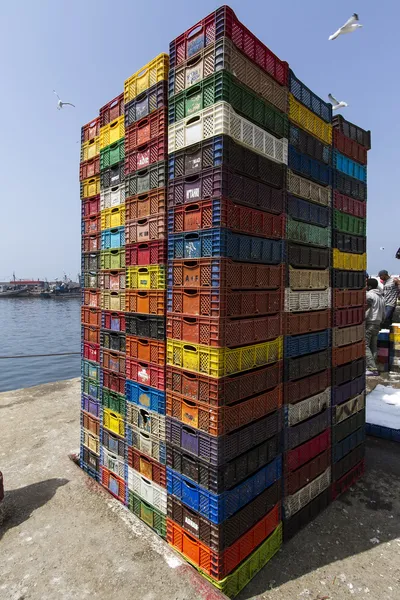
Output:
380,247,385,251
329,13,363,41
53,90,75,110
328,94,348,111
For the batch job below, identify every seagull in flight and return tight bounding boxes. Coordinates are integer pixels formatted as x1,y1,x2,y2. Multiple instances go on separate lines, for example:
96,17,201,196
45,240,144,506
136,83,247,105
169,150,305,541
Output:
328,94,348,111
329,14,363,41
53,90,75,110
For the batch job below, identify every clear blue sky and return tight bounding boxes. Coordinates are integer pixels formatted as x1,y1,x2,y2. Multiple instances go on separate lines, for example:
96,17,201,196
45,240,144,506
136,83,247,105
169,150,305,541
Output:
0,0,398,280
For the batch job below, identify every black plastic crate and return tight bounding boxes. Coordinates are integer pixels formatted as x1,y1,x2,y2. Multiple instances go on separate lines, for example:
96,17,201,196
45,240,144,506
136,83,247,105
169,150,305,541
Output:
284,409,330,451
333,232,366,255
125,161,167,197
100,163,125,189
287,195,330,228
333,171,367,202
332,375,366,406
283,488,330,542
332,443,365,482
287,243,330,269
166,434,280,494
100,330,126,353
284,349,331,382
332,409,366,444
289,125,331,165
125,314,165,340
333,114,371,150
332,270,365,290
332,358,365,387
124,81,168,128
333,427,365,463
289,71,332,124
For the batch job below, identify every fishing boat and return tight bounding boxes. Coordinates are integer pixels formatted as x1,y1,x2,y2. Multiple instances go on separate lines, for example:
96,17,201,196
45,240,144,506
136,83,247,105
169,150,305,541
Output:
0,286,29,297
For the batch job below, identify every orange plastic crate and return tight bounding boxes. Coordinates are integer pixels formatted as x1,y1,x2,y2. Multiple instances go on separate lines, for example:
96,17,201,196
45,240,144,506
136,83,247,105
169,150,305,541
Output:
81,307,101,327
83,290,100,308
126,189,166,221
126,290,165,315
126,336,166,365
81,411,100,436
127,447,166,487
82,324,100,345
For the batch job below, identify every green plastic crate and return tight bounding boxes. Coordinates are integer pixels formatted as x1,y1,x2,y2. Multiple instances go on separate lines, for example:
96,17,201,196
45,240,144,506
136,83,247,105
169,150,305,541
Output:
128,490,166,539
101,388,126,417
169,71,289,140
100,139,125,170
333,210,366,236
287,217,331,248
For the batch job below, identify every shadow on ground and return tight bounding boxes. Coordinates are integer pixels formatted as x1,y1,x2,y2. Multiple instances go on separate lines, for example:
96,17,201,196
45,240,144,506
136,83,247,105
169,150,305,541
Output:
0,478,69,541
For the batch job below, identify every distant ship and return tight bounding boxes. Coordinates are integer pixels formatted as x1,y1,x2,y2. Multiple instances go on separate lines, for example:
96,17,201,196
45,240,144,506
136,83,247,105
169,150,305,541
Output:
0,286,29,298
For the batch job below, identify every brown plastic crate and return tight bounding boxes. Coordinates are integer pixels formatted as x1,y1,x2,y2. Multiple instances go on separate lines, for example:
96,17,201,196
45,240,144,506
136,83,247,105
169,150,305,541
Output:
284,448,331,496
285,310,330,336
333,306,364,327
284,369,331,405
81,410,100,436
82,324,100,345
126,336,165,365
100,93,124,127
333,288,366,309
127,447,166,487
332,324,364,348
125,214,167,243
166,384,282,436
166,362,282,407
332,340,365,367
81,307,101,327
80,156,100,181
166,313,281,348
126,189,166,221
101,350,126,375
125,135,168,174
125,108,167,153
126,289,165,315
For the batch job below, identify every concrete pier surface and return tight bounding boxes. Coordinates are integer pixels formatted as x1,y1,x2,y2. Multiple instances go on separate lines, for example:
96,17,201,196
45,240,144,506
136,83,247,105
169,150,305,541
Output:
1,379,400,600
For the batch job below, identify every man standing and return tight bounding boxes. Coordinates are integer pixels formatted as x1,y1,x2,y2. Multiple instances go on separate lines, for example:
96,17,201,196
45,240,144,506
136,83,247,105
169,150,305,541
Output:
378,270,400,327
365,278,386,376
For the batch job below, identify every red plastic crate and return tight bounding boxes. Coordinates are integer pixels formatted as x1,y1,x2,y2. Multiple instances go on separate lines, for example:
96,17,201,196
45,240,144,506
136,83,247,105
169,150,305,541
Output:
284,369,331,405
332,340,365,367
127,447,166,487
125,136,168,174
166,313,281,347
333,289,366,309
126,289,165,315
81,117,100,143
333,306,364,327
126,241,167,266
166,502,280,581
82,195,100,218
80,156,100,181
284,448,331,496
126,189,166,221
285,310,331,336
166,384,282,436
100,93,124,127
166,362,282,407
82,324,100,345
285,428,331,472
102,369,126,395
83,290,100,308
82,214,101,235
331,460,365,500
126,336,166,365
333,191,367,219
101,349,126,375
81,307,101,327
101,466,126,504
83,342,100,363
170,5,288,85
126,357,165,389
125,215,167,244
102,311,126,332
81,410,100,436
333,129,367,165
82,233,101,253
125,108,168,153
169,199,285,239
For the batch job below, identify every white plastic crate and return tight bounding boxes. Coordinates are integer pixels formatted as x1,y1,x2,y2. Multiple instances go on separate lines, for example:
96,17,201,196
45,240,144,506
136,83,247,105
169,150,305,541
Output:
100,185,126,210
126,404,166,440
285,288,331,312
127,466,167,514
333,392,365,426
284,467,331,519
101,446,126,479
287,170,331,207
288,267,330,291
168,101,288,164
128,427,166,464
333,324,364,348
287,388,331,427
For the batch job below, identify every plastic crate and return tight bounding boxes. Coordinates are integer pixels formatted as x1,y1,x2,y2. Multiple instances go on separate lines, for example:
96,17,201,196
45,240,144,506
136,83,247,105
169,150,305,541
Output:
100,227,125,250
102,369,126,395
333,428,366,463
100,185,126,210
333,307,364,328
82,324,100,345
366,423,400,442
333,210,366,236
100,93,124,127
332,444,365,482
332,375,365,407
101,291,126,312
126,404,165,441
284,467,331,519
126,423,166,465
289,95,332,145
168,135,286,190
333,232,366,255
332,409,366,444
101,446,126,480
289,71,332,123
287,244,330,269
126,289,165,315
284,330,330,358
125,313,165,340
99,116,125,150
284,349,331,382
101,466,126,504
332,270,365,290
167,359,281,406
101,349,125,375
333,129,367,165
128,447,166,487
126,380,165,413
125,136,168,174
82,195,100,218
168,167,286,215
100,163,125,188
81,410,100,436
168,287,283,319
332,358,365,387
168,229,284,264
126,266,166,290
285,428,331,473
80,156,100,181
127,466,167,513
102,407,125,438
124,54,169,104
82,341,100,363
82,359,100,382
284,409,330,452
82,234,100,253
285,388,331,428
124,81,168,128
168,199,285,240
125,162,167,198
82,427,100,455
287,196,330,227
283,488,330,542
289,125,331,165
126,240,167,266
100,206,126,231
82,215,101,236
168,101,288,164
333,114,371,150
288,146,331,187
126,336,165,365
81,177,100,199
332,392,365,426
169,71,289,140
82,289,100,308
284,369,331,406
100,330,126,353
332,339,365,366
100,139,125,170
81,137,100,163
286,217,331,248
100,249,125,270
128,489,166,538
81,306,101,328
126,357,165,389
81,117,100,143
331,460,364,500
333,250,366,271
125,108,167,153
287,268,330,291
125,190,166,223
285,289,331,312
82,375,100,401
80,445,100,475
287,170,331,207
82,252,100,273
284,447,331,498
166,384,282,437
285,309,330,336
101,388,126,417
167,337,283,378
333,171,367,202
167,313,282,348
100,271,125,292
82,272,98,292
169,5,288,85
333,191,366,219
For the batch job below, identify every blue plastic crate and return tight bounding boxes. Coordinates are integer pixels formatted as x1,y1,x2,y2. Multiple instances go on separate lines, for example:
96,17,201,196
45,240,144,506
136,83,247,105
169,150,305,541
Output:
101,227,125,250
285,330,331,358
125,380,166,414
366,423,400,443
288,146,331,186
331,375,366,406
333,427,366,463
289,70,332,123
287,195,330,227
166,455,282,524
168,228,284,263
333,151,367,183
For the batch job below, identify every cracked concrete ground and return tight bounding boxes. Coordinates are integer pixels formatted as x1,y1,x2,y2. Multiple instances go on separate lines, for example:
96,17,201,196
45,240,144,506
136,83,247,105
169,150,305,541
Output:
1,378,400,600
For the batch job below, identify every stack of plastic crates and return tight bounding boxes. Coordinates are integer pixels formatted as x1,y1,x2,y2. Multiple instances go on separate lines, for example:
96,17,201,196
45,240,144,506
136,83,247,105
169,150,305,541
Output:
123,54,170,536
81,115,102,480
377,330,391,372
166,6,288,596
331,114,370,500
99,93,128,504
390,324,400,372
283,71,333,541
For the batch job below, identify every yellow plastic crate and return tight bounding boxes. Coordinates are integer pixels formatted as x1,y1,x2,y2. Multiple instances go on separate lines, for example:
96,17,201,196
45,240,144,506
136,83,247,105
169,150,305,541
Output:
126,266,166,290
332,249,366,271
81,176,100,198
390,333,400,344
101,291,126,312
81,137,100,162
289,95,332,145
99,116,125,150
167,337,282,378
82,429,100,455
101,205,126,230
103,408,125,438
124,53,169,104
